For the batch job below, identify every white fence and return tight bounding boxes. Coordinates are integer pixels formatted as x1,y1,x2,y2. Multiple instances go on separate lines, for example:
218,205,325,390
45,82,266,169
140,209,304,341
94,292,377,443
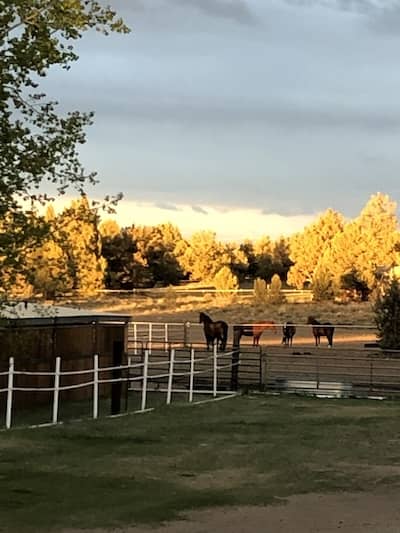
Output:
0,346,238,430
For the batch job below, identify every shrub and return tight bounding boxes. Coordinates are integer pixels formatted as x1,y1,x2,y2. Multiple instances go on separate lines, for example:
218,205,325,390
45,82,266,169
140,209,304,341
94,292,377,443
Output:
213,266,239,291
266,274,286,305
312,269,335,301
374,278,400,350
253,277,268,306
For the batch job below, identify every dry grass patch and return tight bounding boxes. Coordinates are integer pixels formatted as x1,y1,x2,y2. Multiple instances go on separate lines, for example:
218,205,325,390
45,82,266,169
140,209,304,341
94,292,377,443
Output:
58,293,375,327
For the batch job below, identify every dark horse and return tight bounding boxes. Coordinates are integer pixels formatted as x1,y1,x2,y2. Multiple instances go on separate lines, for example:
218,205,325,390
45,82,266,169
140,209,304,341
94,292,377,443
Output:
307,316,335,347
199,312,228,351
233,320,277,346
282,322,296,346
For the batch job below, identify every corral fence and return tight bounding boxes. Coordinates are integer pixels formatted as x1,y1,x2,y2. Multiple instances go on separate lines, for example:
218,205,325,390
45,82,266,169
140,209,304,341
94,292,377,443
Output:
262,349,400,398
97,288,313,303
0,345,239,430
127,321,378,352
128,321,400,399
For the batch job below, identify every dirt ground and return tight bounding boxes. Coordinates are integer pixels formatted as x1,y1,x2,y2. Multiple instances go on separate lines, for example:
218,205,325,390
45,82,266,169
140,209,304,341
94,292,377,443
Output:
65,491,400,533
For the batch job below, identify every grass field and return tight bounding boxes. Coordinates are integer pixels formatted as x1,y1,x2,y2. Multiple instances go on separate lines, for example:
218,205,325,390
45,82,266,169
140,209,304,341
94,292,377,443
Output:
1,394,400,532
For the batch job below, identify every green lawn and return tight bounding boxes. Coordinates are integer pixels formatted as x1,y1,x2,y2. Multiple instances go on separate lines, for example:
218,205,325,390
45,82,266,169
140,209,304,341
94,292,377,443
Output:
1,394,400,532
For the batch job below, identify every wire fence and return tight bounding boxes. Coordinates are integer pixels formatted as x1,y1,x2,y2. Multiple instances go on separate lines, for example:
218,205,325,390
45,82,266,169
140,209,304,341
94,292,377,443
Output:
0,346,238,430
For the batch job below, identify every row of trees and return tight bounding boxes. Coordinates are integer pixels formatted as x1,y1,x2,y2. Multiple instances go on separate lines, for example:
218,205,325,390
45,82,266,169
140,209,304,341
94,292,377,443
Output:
5,192,399,301
7,196,292,297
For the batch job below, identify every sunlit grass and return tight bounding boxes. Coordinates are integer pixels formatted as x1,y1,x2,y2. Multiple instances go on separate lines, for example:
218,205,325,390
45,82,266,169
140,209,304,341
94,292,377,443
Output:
57,292,375,326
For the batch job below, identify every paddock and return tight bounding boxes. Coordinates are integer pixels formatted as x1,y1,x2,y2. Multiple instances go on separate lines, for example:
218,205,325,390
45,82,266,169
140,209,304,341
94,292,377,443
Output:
3,317,400,429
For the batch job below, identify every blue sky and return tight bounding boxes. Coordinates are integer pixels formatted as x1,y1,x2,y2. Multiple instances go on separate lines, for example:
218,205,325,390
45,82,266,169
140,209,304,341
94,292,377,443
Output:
47,0,400,240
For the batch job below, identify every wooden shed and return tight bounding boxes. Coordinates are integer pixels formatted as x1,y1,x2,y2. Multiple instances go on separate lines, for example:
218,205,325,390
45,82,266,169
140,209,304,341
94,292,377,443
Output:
0,302,132,412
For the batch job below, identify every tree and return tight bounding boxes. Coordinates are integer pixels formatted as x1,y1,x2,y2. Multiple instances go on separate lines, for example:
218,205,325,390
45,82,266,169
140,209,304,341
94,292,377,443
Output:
131,224,185,287
57,196,106,294
287,209,344,288
320,194,399,295
374,279,400,350
272,237,293,282
0,1,128,291
253,236,274,281
178,231,230,282
100,223,137,290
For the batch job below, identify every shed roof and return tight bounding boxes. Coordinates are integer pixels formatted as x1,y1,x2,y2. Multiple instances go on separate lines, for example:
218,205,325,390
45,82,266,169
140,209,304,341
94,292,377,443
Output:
0,302,132,328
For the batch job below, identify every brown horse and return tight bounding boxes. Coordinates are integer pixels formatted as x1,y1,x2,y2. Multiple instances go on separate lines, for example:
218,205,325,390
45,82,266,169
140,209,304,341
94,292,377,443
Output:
233,320,277,346
199,312,228,351
282,322,296,346
307,316,335,347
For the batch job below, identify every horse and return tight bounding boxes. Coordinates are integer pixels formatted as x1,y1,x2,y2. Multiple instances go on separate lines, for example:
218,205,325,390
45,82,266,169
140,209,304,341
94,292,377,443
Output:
233,320,277,346
199,312,228,351
307,316,335,347
282,322,296,346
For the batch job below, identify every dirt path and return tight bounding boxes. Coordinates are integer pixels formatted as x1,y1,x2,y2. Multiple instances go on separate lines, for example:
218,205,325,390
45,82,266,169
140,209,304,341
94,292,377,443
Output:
65,491,400,533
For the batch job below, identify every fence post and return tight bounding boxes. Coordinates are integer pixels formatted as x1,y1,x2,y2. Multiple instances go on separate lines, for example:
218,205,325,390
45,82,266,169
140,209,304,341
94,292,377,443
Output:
148,323,152,354
93,354,99,419
167,349,175,405
141,349,149,411
164,323,168,352
6,357,14,430
316,353,320,390
52,356,61,424
184,321,191,348
213,344,218,397
189,348,195,402
133,323,138,355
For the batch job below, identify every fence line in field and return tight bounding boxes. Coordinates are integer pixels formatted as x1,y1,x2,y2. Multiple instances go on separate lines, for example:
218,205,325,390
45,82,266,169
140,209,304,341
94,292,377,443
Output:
0,346,238,430
128,321,378,353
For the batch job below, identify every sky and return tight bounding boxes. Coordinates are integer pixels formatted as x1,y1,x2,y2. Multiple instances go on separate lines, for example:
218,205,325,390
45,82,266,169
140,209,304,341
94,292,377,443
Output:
46,0,400,241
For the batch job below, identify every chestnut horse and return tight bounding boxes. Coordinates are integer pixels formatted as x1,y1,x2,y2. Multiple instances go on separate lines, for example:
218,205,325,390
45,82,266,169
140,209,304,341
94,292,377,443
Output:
233,320,277,346
307,316,335,347
199,312,228,351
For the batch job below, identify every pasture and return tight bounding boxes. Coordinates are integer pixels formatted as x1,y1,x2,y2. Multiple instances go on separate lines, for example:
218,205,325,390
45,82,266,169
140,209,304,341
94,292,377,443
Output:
1,395,400,532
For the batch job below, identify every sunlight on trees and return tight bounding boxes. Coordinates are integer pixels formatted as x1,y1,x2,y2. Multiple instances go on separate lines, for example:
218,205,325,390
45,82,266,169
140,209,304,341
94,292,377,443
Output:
0,1,129,293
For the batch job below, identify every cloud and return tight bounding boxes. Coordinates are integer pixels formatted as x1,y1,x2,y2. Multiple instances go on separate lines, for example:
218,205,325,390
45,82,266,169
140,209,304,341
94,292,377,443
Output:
109,201,316,241
191,205,209,215
284,0,376,14
154,202,180,211
284,1,400,36
169,0,256,24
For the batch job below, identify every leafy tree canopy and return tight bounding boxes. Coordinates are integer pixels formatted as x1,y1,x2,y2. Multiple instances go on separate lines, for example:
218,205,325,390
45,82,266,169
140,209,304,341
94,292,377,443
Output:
0,0,129,289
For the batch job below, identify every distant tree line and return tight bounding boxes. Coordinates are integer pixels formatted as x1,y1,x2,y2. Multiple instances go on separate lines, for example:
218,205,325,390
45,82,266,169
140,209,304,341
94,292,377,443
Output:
3,192,400,301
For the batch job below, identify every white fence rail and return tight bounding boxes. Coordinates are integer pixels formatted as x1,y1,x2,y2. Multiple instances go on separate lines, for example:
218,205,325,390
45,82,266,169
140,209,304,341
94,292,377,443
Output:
0,346,238,430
